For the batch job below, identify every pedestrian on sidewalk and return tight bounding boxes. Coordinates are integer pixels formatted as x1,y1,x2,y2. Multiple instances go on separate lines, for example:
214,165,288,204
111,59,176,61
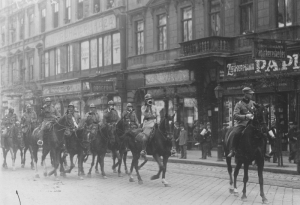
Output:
200,124,208,159
287,121,298,164
268,120,277,163
205,123,212,157
178,124,188,159
174,122,180,153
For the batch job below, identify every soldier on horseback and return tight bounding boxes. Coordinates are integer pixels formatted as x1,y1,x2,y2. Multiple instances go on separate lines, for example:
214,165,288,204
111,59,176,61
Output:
140,94,157,156
102,100,120,126
85,104,100,126
1,108,19,148
21,104,37,130
37,97,61,145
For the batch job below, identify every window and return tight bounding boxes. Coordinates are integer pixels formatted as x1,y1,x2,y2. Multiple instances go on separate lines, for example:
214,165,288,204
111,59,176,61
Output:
277,0,293,28
1,25,5,46
77,0,83,19
113,33,120,64
136,20,144,55
93,0,100,13
240,0,253,34
98,37,103,67
29,57,34,80
65,0,71,24
103,35,111,66
182,7,192,42
53,2,59,28
28,12,34,37
19,15,24,40
41,8,46,32
67,45,73,72
91,39,98,68
9,17,16,43
210,0,221,36
45,52,49,77
55,49,61,74
158,14,167,51
107,0,115,9
81,41,89,70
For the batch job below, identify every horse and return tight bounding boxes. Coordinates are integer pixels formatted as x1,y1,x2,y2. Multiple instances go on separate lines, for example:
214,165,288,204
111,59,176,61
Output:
224,104,268,203
124,113,174,186
87,123,114,179
20,118,38,169
60,121,97,179
31,115,74,179
1,122,25,170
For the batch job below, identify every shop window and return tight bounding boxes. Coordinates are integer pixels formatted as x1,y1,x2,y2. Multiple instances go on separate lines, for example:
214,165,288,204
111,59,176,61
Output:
98,37,103,67
104,35,111,66
45,52,49,77
210,0,221,36
277,0,293,28
94,0,100,13
19,15,24,40
182,7,192,42
65,0,71,24
29,57,34,80
67,44,73,72
41,8,46,33
113,33,120,64
107,0,115,9
135,20,144,55
1,25,5,46
81,41,90,70
240,0,253,34
158,14,167,51
77,0,83,20
28,11,34,37
90,38,98,68
55,49,61,74
53,1,59,28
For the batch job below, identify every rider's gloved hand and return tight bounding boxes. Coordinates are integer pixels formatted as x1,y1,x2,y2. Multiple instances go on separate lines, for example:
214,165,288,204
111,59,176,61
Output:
246,114,254,120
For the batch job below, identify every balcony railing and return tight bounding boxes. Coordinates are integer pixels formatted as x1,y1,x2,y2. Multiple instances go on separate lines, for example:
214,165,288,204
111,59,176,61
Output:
179,36,234,57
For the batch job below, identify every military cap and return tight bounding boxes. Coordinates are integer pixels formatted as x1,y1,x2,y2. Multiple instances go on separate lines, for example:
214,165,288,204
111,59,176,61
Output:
45,97,51,102
127,103,133,107
89,104,96,108
108,100,115,105
145,94,152,100
68,103,75,108
242,87,254,94
26,104,31,108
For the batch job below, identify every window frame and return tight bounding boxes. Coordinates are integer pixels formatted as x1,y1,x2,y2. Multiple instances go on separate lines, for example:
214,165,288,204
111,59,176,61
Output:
29,56,34,80
240,0,254,34
53,2,59,28
135,20,144,55
157,14,167,51
209,0,221,36
182,7,193,42
28,12,34,37
65,0,71,24
19,15,24,40
77,0,84,20
277,0,294,28
41,8,46,33
93,0,101,13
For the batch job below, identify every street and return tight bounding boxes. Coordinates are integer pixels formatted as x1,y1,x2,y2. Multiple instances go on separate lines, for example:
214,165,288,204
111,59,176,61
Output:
1,151,300,205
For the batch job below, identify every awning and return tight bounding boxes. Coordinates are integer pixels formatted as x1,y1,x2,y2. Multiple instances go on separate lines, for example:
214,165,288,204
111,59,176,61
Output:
139,80,195,89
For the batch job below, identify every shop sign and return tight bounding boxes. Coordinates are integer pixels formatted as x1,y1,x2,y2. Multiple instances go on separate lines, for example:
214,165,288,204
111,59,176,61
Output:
91,81,114,93
45,14,116,48
145,70,190,85
184,98,196,108
252,40,286,60
43,82,81,95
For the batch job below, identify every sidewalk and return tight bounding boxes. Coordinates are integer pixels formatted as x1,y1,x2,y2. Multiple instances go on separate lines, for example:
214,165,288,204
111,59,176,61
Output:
122,149,299,175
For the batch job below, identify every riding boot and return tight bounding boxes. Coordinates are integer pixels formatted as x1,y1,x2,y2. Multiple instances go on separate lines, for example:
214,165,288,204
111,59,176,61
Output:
1,136,4,148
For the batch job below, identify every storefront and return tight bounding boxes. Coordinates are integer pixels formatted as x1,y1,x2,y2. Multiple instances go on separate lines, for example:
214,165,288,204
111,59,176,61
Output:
220,51,300,151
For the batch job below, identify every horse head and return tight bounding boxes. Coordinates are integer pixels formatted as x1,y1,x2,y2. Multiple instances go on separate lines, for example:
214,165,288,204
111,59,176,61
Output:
158,113,175,141
251,103,268,133
56,115,75,137
12,122,24,147
100,123,114,142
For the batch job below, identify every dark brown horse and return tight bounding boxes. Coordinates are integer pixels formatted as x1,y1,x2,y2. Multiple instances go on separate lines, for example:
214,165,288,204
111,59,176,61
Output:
31,115,74,179
87,123,114,178
1,122,24,170
124,114,174,186
20,118,38,169
60,122,97,179
224,104,268,203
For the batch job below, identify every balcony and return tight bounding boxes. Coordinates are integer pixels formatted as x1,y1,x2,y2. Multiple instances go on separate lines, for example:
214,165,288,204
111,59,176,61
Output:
178,36,234,61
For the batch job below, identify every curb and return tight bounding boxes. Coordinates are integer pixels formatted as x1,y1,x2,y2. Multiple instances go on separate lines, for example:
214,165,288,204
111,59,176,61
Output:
106,153,299,175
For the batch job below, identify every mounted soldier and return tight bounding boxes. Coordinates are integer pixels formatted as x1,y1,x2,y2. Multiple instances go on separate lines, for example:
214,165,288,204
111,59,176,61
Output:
102,100,120,126
85,104,100,127
21,104,37,132
121,103,140,131
1,108,19,148
140,93,157,156
37,97,61,145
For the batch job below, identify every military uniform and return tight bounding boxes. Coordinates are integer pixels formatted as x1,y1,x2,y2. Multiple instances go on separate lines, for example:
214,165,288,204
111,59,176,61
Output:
85,111,100,125
1,112,19,147
102,109,119,125
141,104,157,137
21,110,37,125
122,110,139,131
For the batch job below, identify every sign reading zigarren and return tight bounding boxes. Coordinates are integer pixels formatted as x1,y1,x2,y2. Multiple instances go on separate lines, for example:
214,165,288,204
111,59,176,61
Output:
91,81,114,93
45,15,116,48
252,40,286,60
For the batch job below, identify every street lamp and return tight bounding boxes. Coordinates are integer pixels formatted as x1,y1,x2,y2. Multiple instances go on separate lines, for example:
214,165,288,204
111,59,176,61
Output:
214,84,224,161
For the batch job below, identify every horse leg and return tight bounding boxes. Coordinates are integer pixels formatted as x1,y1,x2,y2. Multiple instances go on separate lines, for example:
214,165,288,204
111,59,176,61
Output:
241,162,249,201
28,146,35,170
111,149,118,173
48,149,59,179
161,155,170,187
258,160,268,204
123,151,129,175
41,148,50,177
65,154,75,173
87,154,96,177
137,154,148,170
59,153,67,177
128,153,136,182
10,147,15,171
233,162,242,196
99,154,107,179
151,154,163,180
133,154,143,185
117,149,124,177
95,155,99,174
226,157,234,193
19,147,24,168
2,148,8,168
78,153,84,180
22,147,27,168
32,145,39,178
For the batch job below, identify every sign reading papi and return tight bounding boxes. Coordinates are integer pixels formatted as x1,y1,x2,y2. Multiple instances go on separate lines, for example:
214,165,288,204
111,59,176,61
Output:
252,39,287,60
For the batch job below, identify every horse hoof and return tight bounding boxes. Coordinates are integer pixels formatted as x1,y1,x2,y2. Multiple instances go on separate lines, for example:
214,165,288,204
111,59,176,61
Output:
234,191,239,196
12,167,16,171
43,172,47,177
118,173,123,177
95,170,100,174
262,198,269,204
31,166,35,170
87,174,91,178
229,188,234,194
60,173,66,177
78,176,84,180
55,177,60,181
150,175,159,180
241,195,247,201
35,174,40,178
113,169,117,173
138,180,143,185
125,170,129,175
21,164,25,168
102,175,108,179
129,178,134,182
164,183,170,187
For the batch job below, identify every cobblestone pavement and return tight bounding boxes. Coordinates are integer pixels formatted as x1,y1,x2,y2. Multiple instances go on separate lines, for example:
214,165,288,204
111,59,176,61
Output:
1,151,300,205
